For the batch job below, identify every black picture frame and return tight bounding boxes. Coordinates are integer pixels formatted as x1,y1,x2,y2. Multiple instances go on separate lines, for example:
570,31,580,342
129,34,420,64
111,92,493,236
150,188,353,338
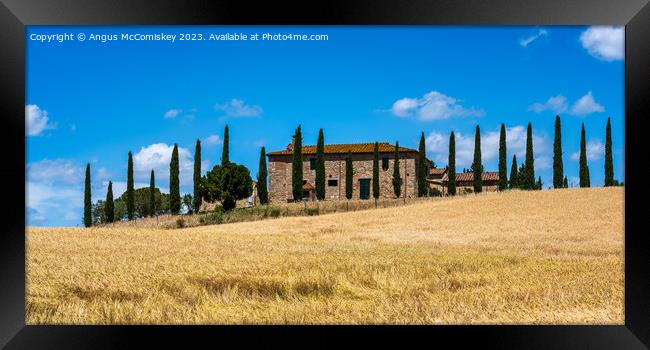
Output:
2,0,649,348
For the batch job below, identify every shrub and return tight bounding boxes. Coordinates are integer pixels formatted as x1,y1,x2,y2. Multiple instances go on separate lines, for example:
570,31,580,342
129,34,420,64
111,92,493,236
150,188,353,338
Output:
176,218,185,228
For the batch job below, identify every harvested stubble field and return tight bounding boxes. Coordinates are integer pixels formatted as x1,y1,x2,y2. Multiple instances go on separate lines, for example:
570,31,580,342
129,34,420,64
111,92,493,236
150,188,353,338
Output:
26,187,624,324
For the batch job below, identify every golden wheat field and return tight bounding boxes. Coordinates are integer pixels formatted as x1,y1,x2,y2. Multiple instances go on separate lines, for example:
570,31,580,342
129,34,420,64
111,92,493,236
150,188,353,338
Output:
26,187,624,325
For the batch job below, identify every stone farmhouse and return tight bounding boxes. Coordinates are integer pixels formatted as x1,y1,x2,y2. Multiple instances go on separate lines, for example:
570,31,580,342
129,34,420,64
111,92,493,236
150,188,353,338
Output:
266,142,435,202
439,171,499,195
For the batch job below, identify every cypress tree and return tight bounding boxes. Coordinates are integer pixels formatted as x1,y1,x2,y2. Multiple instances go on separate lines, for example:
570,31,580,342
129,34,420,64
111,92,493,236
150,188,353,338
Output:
448,132,456,196
579,123,589,188
553,115,564,189
105,181,114,223
604,117,614,186
417,132,427,197
498,123,507,191
345,150,353,200
291,125,303,201
472,125,483,193
83,163,92,227
170,144,181,214
221,124,229,166
149,170,156,216
536,176,542,190
127,151,134,220
586,166,591,188
509,155,519,189
372,142,380,199
563,176,568,188
193,139,202,213
258,146,269,205
392,141,402,198
315,128,325,200
524,122,535,190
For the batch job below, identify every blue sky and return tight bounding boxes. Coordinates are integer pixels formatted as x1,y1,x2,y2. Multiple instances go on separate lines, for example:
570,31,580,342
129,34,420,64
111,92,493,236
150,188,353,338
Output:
26,25,624,226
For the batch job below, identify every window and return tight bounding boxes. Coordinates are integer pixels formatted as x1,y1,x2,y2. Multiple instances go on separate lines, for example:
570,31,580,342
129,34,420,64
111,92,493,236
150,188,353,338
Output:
328,179,338,187
310,158,316,170
382,157,389,170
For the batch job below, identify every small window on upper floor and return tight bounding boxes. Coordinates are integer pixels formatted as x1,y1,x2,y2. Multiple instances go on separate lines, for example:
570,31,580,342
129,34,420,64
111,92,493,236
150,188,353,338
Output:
382,157,389,171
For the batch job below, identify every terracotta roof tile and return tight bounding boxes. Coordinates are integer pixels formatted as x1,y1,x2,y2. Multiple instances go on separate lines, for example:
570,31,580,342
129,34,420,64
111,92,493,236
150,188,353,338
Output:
429,168,446,175
267,142,418,156
441,172,499,182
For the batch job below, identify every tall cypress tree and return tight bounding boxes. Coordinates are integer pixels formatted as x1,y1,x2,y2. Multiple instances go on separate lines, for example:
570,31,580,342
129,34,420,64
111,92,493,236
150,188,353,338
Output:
536,176,543,190
258,146,268,205
83,163,92,227
127,151,134,220
472,125,483,193
524,122,535,190
586,166,591,188
170,144,180,214
221,124,229,166
448,132,456,196
392,141,402,198
563,176,568,188
315,128,325,200
604,117,614,186
105,181,114,223
193,139,202,213
291,125,303,201
372,142,380,199
498,123,507,191
345,150,353,200
553,115,564,189
509,155,519,189
149,170,156,216
417,132,427,197
579,123,589,188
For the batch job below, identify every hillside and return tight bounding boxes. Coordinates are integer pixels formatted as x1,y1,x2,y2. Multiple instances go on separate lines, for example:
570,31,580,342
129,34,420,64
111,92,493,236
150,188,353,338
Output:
26,187,624,324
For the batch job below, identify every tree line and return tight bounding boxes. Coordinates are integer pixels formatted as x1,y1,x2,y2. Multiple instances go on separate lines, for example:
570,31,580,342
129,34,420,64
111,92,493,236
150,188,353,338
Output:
83,116,619,227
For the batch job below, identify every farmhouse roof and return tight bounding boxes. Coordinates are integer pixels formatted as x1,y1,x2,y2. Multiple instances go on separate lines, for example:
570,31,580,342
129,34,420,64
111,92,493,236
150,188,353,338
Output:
267,142,418,156
430,168,446,175
441,172,499,182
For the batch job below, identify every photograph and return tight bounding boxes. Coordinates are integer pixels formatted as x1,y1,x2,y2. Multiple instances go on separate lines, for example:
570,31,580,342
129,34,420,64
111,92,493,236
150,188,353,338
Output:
25,25,625,325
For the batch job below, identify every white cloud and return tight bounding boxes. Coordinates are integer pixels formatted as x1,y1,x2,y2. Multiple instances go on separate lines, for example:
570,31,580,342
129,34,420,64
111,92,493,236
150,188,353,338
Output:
25,104,56,136
390,91,484,121
530,91,604,116
520,28,548,47
164,109,182,119
132,143,209,186
26,180,83,226
571,139,604,161
215,99,262,118
528,95,568,114
569,91,605,116
27,159,83,185
204,134,223,146
580,26,624,61
425,125,551,171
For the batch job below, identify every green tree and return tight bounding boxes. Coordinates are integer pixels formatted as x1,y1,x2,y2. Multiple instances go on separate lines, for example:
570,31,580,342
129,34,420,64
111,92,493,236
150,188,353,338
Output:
536,176,543,190
315,128,326,200
518,162,527,189
118,187,167,218
149,170,155,216
291,125,303,201
222,124,229,166
563,176,568,188
586,166,591,188
553,115,564,188
372,142,380,199
498,123,507,191
417,132,427,197
392,141,402,198
105,181,114,223
127,152,134,220
524,122,535,190
204,162,253,211
182,194,193,214
257,146,269,205
509,155,519,189
604,117,614,186
83,163,92,227
448,132,456,196
92,200,106,225
170,144,181,214
579,123,589,188
345,150,353,200
193,139,202,212
472,125,483,193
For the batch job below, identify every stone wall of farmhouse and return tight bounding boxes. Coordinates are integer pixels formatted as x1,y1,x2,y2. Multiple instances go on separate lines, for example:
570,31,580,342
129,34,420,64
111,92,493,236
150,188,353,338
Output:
268,153,419,202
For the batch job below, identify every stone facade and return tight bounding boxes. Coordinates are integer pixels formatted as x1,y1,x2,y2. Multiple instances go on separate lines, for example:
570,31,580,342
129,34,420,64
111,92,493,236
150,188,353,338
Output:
268,152,419,202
